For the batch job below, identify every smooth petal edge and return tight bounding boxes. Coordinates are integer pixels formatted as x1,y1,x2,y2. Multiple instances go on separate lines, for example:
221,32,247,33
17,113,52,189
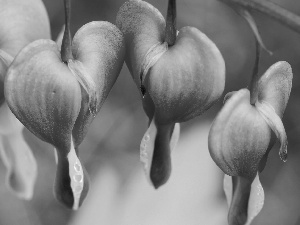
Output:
72,21,124,48
140,42,168,85
116,0,165,34
256,100,288,162
140,118,180,187
68,60,97,116
208,89,250,176
224,174,265,225
56,25,65,50
0,50,13,67
170,123,180,151
258,61,293,116
245,174,264,225
140,117,157,187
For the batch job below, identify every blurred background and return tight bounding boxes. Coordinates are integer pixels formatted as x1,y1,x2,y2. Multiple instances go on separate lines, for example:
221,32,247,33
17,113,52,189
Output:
0,0,300,224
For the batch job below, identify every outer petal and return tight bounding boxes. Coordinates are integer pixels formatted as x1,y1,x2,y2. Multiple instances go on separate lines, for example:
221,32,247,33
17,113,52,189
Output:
150,26,225,124
208,89,271,179
140,117,180,188
116,0,165,87
0,50,13,105
257,61,292,117
256,61,292,162
71,21,125,146
5,39,81,148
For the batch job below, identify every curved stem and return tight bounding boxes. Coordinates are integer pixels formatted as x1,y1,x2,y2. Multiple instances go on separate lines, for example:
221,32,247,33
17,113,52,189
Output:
249,39,261,105
61,0,73,63
219,0,300,34
165,0,177,46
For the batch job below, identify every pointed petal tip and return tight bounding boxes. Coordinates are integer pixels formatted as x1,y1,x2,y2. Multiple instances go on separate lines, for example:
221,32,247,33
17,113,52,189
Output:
279,148,288,162
151,176,167,190
256,101,288,164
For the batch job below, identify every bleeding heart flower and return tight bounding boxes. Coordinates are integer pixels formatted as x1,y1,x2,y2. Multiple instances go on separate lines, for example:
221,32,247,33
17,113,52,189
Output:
0,0,50,199
5,0,125,209
208,61,292,224
116,0,225,188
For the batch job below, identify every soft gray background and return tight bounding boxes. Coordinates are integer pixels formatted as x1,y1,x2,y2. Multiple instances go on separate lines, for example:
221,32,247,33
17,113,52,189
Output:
0,0,300,224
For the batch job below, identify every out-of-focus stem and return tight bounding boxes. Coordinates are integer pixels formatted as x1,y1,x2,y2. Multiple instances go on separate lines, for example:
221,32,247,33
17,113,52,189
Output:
219,0,300,34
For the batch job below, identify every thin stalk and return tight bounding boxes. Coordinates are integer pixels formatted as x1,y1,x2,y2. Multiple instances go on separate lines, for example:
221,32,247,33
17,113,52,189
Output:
249,39,261,105
61,0,73,63
219,0,300,34
165,0,177,46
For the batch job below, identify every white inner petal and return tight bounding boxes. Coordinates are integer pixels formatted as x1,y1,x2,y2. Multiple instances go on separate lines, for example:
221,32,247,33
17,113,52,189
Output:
67,137,84,210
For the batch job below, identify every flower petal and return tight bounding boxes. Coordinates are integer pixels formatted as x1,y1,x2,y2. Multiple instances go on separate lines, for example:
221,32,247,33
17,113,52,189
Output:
140,41,168,85
256,100,288,162
68,59,97,116
116,0,166,87
5,39,82,146
224,174,264,225
0,49,13,71
56,25,65,50
140,117,180,188
54,138,89,210
0,50,13,104
149,26,225,124
70,21,125,147
208,89,271,179
0,103,37,200
257,61,292,117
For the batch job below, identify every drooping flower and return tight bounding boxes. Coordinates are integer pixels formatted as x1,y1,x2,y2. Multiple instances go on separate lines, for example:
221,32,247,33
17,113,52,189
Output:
5,0,125,209
208,61,292,224
116,0,225,188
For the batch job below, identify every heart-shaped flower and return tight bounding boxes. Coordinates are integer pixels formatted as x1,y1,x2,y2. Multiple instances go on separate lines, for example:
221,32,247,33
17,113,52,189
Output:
5,0,125,209
0,0,50,199
208,61,292,224
116,0,225,188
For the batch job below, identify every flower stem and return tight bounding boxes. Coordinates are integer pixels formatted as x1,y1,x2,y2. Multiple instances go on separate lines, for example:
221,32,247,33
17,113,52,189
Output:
219,0,300,34
249,39,261,105
165,0,177,46
61,0,73,63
